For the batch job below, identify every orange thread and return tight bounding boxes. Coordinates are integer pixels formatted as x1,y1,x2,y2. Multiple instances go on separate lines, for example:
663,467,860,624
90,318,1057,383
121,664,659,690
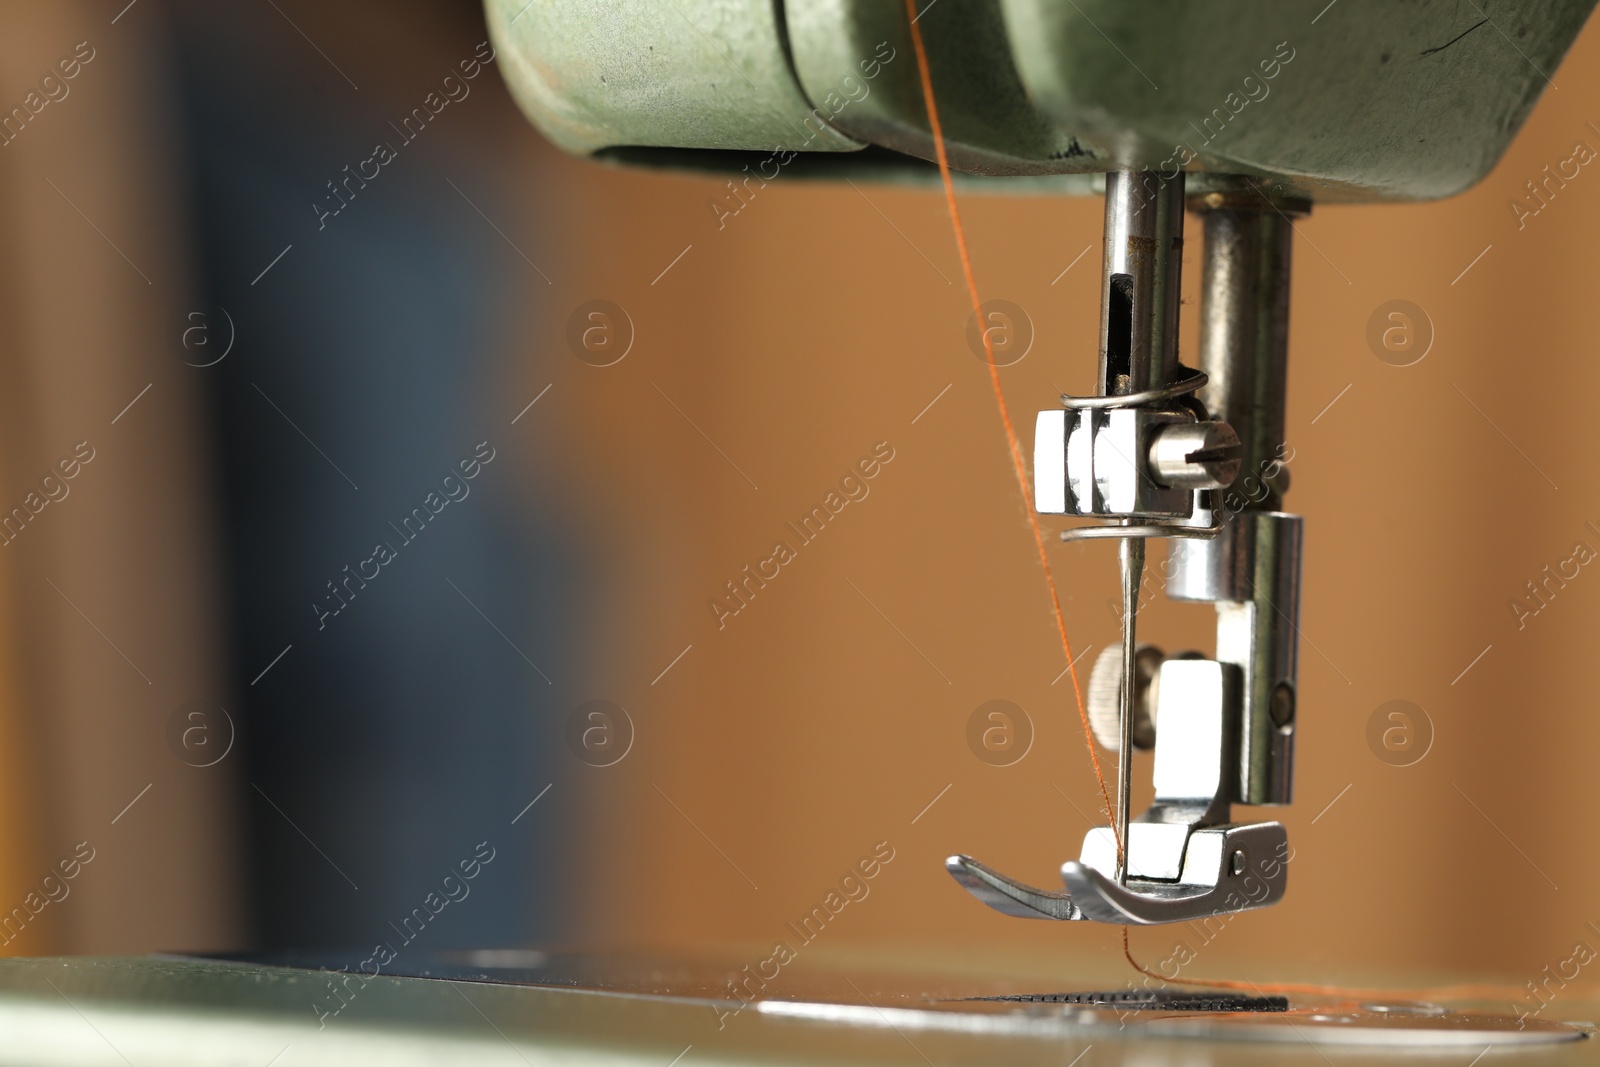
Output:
1121,925,1378,998
900,0,1117,858
902,1,1558,1005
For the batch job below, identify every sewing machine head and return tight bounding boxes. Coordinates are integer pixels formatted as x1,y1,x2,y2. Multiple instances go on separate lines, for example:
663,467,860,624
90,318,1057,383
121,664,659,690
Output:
484,0,1592,928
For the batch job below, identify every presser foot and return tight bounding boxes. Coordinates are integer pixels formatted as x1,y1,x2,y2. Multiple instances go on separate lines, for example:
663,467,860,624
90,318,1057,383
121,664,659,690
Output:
948,657,1291,927
944,854,1085,921
949,820,1287,927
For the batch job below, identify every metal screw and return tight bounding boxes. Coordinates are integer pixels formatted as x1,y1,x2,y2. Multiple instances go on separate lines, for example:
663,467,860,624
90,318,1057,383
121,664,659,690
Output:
1147,421,1242,490
1269,681,1296,728
1086,644,1163,752
1230,849,1247,876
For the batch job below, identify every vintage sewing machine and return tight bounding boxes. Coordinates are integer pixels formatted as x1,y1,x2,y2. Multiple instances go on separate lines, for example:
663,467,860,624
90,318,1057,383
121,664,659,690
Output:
3,2,1598,1063
487,0,1580,932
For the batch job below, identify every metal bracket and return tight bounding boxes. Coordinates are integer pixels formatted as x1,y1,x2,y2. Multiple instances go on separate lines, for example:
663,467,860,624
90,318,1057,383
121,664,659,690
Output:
950,658,1286,925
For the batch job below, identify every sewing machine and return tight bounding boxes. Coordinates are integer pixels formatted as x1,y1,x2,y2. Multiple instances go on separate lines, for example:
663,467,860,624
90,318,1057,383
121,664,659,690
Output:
4,2,1599,1063
485,0,1586,934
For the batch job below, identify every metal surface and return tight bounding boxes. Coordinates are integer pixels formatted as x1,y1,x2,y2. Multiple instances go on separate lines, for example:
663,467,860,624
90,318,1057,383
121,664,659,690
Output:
1089,409,1193,517
1057,515,1223,543
1147,659,1236,816
1161,183,1303,806
1100,171,1185,394
1059,371,1207,410
945,854,1085,921
1065,822,1287,924
1058,660,1290,925
1149,421,1243,490
1143,1006,1588,1047
0,953,1584,1065
1116,536,1145,882
487,0,1597,201
1085,643,1162,752
1191,186,1301,513
1036,172,1207,524
1170,511,1304,805
968,990,1287,1011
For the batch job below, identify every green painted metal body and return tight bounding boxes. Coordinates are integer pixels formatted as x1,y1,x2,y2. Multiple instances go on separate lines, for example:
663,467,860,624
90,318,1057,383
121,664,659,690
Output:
487,0,858,154
485,0,1595,202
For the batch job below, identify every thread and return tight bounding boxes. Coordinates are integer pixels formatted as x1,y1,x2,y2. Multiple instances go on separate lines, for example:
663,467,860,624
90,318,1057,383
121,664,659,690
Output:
900,0,1118,862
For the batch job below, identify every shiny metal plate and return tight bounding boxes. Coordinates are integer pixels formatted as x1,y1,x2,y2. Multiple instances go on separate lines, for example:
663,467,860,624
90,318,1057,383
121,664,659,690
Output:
0,950,1584,1066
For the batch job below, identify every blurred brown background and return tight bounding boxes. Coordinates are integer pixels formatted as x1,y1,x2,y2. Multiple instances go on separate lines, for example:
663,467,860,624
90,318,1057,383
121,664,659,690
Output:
0,0,1593,992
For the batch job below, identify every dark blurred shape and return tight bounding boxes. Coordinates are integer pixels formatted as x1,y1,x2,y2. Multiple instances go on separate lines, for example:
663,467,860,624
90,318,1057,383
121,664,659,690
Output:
167,0,575,949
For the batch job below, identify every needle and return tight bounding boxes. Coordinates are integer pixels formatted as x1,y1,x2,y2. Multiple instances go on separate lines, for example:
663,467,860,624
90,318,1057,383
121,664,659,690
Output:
1116,534,1145,885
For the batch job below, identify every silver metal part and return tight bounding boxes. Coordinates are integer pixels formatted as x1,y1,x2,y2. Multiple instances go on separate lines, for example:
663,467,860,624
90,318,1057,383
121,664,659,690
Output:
1098,166,1182,893
1170,511,1303,805
1055,507,1222,543
952,656,1287,926
1065,659,1286,925
945,855,1085,922
1098,180,1298,879
1032,408,1068,514
1141,1006,1584,1048
1082,659,1242,883
1099,171,1184,394
1064,822,1287,925
1070,408,1192,517
957,170,1303,926
1058,371,1206,410
1148,421,1241,490
1115,537,1144,883
1034,170,1238,541
1036,407,1205,519
1147,658,1237,824
1032,170,1224,527
1097,410,1190,517
1191,187,1302,512
1167,191,1304,806
1085,644,1162,752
